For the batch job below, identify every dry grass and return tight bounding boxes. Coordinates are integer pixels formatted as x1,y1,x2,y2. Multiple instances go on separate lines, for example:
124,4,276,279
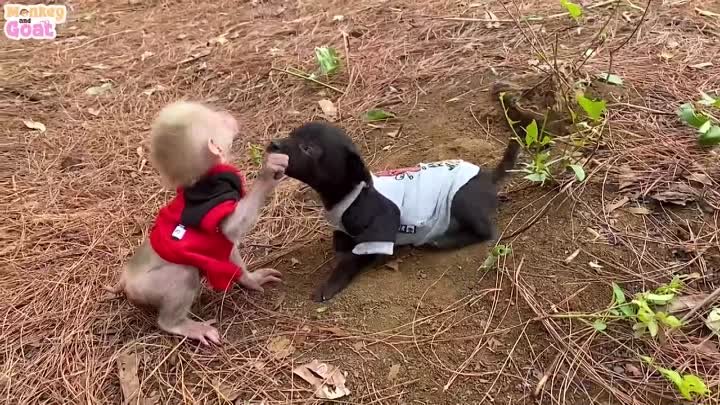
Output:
2,0,720,403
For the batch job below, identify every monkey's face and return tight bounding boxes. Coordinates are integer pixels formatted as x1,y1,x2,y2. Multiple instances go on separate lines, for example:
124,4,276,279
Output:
209,111,239,161
267,122,370,191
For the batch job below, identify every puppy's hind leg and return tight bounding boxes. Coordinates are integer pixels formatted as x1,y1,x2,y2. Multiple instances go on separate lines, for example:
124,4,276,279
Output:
441,176,499,248
428,229,485,250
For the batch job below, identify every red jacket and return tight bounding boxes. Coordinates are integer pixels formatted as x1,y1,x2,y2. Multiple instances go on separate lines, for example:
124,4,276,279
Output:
149,164,248,292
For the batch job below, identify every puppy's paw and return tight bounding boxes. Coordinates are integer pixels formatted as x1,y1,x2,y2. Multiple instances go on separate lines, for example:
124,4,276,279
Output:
311,279,347,302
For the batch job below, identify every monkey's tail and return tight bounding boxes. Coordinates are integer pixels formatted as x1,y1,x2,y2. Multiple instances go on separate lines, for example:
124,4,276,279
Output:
490,81,535,184
104,272,125,295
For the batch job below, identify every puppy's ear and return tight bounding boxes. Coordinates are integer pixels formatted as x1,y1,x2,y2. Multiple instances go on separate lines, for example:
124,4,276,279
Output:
346,148,372,186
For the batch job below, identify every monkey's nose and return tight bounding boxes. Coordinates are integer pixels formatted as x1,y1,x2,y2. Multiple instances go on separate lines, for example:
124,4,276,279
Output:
267,140,282,153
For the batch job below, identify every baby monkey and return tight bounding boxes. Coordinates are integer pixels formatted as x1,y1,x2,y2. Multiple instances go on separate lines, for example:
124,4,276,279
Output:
109,101,288,345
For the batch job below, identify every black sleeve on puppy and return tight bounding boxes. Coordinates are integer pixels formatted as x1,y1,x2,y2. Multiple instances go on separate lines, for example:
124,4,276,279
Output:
332,231,356,253
340,188,400,256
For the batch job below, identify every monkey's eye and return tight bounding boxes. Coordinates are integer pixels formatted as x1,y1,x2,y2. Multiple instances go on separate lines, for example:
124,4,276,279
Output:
300,143,313,155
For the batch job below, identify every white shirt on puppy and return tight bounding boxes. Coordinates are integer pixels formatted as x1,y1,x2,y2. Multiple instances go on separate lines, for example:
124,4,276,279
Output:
325,159,480,255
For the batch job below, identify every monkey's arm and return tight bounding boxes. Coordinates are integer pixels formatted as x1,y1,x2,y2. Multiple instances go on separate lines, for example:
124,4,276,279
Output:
220,179,275,242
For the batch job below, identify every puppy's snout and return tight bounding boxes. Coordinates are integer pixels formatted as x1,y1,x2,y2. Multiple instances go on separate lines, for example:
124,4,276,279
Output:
267,140,282,153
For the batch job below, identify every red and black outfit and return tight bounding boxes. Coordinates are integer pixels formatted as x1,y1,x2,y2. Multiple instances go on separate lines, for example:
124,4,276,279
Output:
149,164,247,292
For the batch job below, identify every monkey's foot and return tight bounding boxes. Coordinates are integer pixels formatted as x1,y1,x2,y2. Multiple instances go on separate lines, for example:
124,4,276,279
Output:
165,319,221,346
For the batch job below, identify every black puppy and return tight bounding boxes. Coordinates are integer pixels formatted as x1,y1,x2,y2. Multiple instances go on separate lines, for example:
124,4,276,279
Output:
268,84,533,302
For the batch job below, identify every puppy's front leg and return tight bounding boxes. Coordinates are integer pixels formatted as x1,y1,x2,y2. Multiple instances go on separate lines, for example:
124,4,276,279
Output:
312,231,377,302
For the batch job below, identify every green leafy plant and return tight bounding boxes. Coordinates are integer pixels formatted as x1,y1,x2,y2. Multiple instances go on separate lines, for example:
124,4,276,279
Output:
314,46,340,76
611,278,684,338
678,94,720,146
641,356,710,400
481,244,512,270
275,46,344,94
567,164,586,181
498,93,586,186
592,319,607,332
364,109,396,122
247,143,263,167
610,282,636,317
560,0,582,21
576,93,607,122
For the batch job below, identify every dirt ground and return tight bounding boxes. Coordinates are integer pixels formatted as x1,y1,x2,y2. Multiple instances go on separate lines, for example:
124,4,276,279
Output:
2,0,720,404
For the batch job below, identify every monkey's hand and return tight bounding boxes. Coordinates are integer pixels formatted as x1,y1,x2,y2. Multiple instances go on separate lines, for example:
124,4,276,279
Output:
258,153,289,184
237,268,283,293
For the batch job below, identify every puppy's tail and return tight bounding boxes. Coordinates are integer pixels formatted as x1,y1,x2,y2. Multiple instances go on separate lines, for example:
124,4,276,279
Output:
490,81,534,184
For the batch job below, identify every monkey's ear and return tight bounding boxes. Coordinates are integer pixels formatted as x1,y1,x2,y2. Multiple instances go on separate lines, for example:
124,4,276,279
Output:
346,148,372,186
207,138,223,158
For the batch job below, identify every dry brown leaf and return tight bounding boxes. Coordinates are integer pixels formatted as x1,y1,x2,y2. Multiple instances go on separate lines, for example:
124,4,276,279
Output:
564,248,581,264
317,99,337,120
586,227,601,240
690,62,713,70
266,336,295,359
659,51,674,61
87,107,101,116
143,85,166,96
319,326,350,337
85,82,112,96
484,10,500,28
116,351,141,403
588,261,603,270
136,146,144,158
625,206,651,215
140,51,154,61
664,294,708,314
625,363,642,377
685,172,712,186
23,119,46,133
387,364,401,381
605,196,629,213
649,183,699,206
706,308,720,335
86,63,111,69
384,259,400,271
176,33,187,40
290,257,301,266
180,47,212,64
696,7,720,18
386,129,399,138
214,378,241,402
616,166,640,191
208,34,229,46
292,360,350,400
680,341,720,356
487,337,501,351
